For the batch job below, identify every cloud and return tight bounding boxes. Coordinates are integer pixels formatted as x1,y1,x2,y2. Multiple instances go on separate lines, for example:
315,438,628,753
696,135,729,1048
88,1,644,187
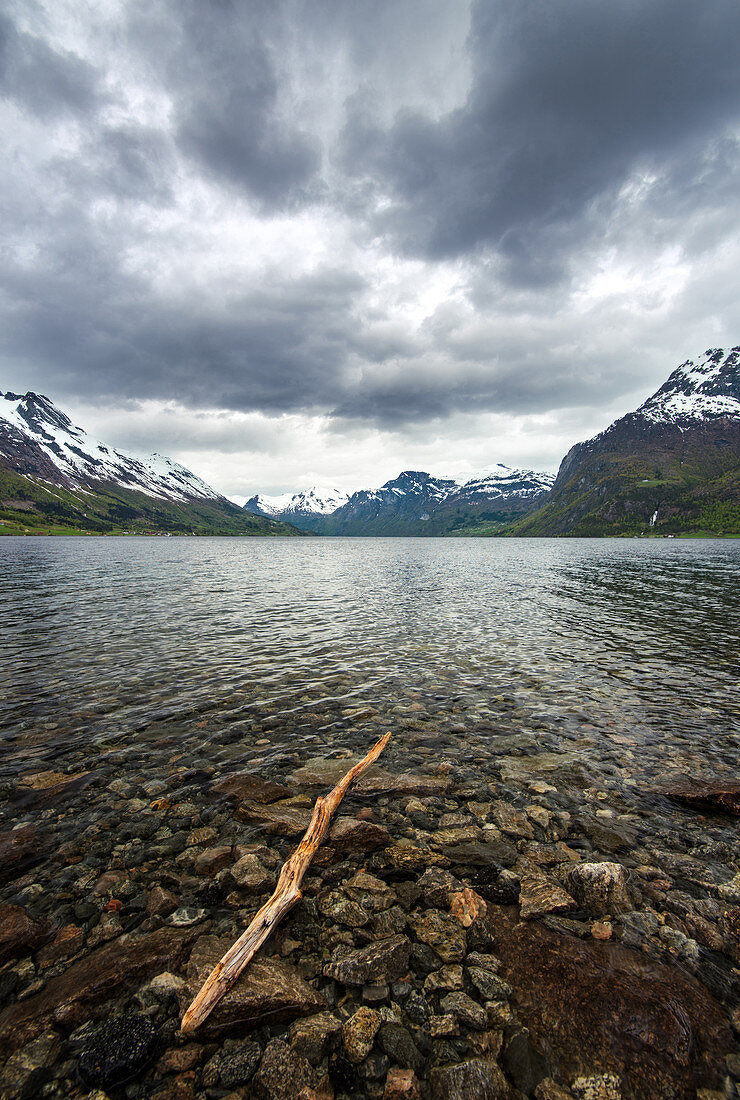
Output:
0,0,739,496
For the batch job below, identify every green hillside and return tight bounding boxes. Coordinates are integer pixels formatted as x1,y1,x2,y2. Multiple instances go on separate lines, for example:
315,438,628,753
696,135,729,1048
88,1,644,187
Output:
0,467,300,536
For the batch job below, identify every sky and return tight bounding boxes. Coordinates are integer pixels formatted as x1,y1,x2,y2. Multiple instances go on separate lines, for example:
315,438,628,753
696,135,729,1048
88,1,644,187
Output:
2,0,740,503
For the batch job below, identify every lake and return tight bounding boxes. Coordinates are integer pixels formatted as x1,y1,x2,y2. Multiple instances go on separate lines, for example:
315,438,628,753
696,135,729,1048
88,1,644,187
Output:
0,536,738,1096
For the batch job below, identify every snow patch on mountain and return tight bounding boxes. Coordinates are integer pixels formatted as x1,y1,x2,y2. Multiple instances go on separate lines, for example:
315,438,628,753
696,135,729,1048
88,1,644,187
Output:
637,347,740,425
247,487,350,516
0,391,221,502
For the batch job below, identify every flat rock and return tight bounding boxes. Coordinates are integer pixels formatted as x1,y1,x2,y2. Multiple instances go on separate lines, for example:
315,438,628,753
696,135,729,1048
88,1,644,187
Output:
355,771,452,797
0,902,53,965
182,936,325,1037
211,772,292,803
235,798,314,836
289,1012,342,1064
519,873,576,920
324,934,412,986
0,826,49,885
429,1058,509,1099
657,778,740,816
329,816,391,850
490,907,731,1097
0,926,197,1052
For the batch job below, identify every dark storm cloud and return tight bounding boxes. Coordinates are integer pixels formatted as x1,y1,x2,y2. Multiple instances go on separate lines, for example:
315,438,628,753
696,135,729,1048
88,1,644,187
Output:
1,0,739,440
128,0,321,209
0,12,101,118
343,0,740,278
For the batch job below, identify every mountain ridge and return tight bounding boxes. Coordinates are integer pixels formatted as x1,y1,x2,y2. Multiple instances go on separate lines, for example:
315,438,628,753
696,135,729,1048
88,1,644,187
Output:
245,464,555,535
0,391,299,536
512,347,740,537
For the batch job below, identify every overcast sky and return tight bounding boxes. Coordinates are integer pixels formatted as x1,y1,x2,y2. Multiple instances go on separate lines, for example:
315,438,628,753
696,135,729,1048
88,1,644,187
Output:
2,0,740,501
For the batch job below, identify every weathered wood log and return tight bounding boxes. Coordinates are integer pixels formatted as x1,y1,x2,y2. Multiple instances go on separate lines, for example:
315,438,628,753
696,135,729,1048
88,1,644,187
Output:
180,729,392,1033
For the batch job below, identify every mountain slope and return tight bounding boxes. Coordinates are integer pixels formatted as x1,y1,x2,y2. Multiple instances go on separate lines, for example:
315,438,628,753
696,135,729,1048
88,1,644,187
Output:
513,347,740,537
0,391,299,536
246,465,555,535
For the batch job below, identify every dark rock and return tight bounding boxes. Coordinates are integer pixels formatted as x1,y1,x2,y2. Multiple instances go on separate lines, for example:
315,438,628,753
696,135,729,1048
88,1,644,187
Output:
429,1057,509,1099
439,992,487,1030
408,910,466,963
211,772,292,803
182,935,325,1037
0,826,48,885
0,1030,61,1100
465,916,498,953
405,991,431,1026
205,1038,261,1087
251,1038,316,1099
324,934,412,985
490,906,731,1096
578,820,636,854
0,903,53,965
417,868,464,908
467,967,511,1002
502,1027,550,1095
567,863,632,917
289,1011,342,1064
0,926,196,1052
378,1022,424,1075
445,840,519,869
193,845,232,876
77,1014,157,1087
657,778,740,816
330,817,392,850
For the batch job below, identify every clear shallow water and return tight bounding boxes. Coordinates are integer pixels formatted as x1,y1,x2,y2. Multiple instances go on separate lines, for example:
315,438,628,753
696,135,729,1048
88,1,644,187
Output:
0,536,738,794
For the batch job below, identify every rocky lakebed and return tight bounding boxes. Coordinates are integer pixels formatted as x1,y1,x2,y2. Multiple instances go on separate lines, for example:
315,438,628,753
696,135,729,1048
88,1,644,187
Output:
0,681,738,1100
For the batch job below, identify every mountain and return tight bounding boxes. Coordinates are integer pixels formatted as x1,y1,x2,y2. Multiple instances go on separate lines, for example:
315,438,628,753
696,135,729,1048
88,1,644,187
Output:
514,347,740,537
246,487,350,520
0,391,299,536
245,465,554,535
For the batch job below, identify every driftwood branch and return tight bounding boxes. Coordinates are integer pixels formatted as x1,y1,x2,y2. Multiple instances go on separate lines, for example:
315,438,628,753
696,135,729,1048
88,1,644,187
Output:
180,729,392,1033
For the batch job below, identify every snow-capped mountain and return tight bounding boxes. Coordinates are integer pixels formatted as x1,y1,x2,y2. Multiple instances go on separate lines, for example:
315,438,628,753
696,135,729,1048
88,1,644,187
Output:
516,346,740,537
245,465,555,535
0,391,298,535
0,391,219,503
246,487,350,517
635,346,740,425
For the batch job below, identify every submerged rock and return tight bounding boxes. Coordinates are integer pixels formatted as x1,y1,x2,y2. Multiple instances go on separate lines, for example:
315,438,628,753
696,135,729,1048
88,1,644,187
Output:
211,772,292,803
324,934,412,985
77,1014,157,1088
657,779,740,816
182,935,325,1037
0,902,52,965
429,1057,509,1099
567,863,633,916
519,873,576,920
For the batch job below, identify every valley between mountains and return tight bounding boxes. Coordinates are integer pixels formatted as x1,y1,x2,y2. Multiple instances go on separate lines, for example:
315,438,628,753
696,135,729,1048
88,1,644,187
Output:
1,347,738,537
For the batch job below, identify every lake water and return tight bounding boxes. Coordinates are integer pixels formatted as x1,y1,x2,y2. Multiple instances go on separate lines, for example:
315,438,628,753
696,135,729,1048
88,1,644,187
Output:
1,536,738,788
0,536,738,1095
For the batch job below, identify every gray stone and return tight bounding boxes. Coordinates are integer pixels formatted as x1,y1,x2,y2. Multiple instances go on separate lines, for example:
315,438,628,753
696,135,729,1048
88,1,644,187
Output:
183,936,325,1037
230,854,274,893
378,1022,424,1075
0,1031,61,1100
466,967,511,1002
430,1058,509,1099
207,1039,261,1087
324,934,412,986
439,992,487,1030
251,1038,316,1100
